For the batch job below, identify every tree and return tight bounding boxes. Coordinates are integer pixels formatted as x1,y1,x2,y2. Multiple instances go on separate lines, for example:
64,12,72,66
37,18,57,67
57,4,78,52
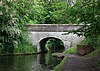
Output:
0,0,21,53
68,0,100,47
0,0,35,53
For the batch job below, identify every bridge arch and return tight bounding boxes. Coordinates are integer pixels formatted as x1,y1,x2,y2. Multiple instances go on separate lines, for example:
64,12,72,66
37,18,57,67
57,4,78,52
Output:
27,24,85,53
38,37,65,52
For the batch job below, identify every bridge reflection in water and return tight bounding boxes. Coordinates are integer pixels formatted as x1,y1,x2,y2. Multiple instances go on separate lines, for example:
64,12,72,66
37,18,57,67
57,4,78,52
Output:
0,52,62,71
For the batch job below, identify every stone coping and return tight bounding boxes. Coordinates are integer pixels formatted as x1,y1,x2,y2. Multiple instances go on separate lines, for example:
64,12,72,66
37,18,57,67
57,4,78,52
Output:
25,24,84,32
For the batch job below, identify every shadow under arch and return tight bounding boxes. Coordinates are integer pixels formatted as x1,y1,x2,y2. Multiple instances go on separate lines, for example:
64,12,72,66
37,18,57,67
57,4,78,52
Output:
38,37,64,53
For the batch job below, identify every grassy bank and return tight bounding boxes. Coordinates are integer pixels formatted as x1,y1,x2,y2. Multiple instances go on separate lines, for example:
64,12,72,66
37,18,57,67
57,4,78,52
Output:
54,57,67,71
54,45,77,71
63,45,77,54
0,42,37,56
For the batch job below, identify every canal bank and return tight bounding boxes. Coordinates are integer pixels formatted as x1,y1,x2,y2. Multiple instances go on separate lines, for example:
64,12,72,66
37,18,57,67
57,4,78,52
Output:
54,48,100,71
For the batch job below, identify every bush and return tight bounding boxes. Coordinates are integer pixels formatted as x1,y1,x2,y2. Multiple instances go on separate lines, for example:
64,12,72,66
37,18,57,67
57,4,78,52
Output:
68,0,100,47
80,37,92,45
14,43,37,53
81,35,100,49
0,0,37,54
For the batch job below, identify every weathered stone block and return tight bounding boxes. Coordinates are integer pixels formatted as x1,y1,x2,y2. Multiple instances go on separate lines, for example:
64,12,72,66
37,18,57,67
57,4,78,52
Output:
77,45,94,55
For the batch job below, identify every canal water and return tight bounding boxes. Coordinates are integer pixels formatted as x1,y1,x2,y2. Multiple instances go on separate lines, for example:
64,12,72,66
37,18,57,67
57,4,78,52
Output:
0,52,62,71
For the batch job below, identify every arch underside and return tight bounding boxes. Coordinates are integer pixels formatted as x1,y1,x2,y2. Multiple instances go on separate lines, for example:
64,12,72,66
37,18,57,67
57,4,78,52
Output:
39,37,65,52
29,32,84,52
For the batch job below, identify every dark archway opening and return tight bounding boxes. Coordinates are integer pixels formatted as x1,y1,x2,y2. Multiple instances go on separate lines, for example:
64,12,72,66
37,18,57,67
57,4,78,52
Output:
39,37,64,53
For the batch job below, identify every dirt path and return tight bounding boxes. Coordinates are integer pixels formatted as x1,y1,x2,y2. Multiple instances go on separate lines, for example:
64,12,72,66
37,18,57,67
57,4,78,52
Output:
61,55,100,71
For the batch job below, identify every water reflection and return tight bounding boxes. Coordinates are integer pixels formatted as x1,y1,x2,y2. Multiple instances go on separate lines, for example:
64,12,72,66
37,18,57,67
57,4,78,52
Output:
0,52,62,71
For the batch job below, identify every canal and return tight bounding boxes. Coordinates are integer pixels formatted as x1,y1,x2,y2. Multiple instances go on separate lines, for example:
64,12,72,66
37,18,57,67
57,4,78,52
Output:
0,52,62,71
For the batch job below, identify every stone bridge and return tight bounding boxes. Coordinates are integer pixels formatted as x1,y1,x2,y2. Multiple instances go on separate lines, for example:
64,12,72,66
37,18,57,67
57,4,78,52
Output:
26,24,84,52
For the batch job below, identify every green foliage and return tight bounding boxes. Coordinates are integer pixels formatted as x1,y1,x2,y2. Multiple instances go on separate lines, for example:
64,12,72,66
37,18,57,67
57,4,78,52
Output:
13,31,37,53
0,0,99,53
45,39,64,52
13,0,76,24
0,0,36,54
39,0,77,24
43,1,68,24
81,36,100,48
63,45,77,54
14,43,37,53
0,0,77,24
80,37,92,45
67,0,100,47
54,57,67,71
12,0,47,24
0,0,22,53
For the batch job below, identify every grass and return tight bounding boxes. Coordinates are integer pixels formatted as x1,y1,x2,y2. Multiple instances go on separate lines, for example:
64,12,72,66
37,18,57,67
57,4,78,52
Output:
63,45,77,54
54,57,67,71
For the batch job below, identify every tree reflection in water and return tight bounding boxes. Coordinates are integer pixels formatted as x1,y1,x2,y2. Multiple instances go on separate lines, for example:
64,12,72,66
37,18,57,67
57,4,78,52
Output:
0,53,62,71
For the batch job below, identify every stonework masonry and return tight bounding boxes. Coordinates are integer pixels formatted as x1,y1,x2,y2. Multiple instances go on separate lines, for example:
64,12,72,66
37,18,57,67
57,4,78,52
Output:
26,24,84,52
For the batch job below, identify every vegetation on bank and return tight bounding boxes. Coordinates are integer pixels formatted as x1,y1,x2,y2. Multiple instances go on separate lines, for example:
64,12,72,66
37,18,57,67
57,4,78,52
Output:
54,57,67,71
63,45,77,54
0,0,100,54
54,39,100,71
54,0,100,70
0,0,36,54
54,36,100,71
0,0,100,71
68,0,100,48
0,0,77,54
63,36,100,56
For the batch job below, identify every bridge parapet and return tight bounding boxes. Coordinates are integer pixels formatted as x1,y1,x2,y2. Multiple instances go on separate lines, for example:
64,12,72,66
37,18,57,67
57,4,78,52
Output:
25,24,84,32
